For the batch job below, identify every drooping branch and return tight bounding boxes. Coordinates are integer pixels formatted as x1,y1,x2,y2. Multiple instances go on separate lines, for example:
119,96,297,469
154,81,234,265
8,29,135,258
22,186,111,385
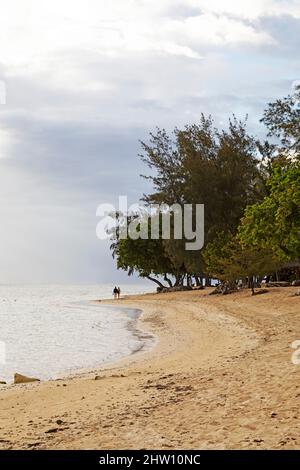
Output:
146,275,166,289
164,274,173,288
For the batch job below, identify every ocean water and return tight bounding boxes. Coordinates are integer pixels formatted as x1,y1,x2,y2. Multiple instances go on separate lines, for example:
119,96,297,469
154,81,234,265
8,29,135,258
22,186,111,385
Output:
0,284,154,384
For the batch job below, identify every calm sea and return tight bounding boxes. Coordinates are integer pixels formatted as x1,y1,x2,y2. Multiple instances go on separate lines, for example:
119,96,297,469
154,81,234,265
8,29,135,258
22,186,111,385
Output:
0,284,154,383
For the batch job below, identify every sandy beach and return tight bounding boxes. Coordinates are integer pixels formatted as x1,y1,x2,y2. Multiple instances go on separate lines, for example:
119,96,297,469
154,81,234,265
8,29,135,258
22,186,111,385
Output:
0,287,299,450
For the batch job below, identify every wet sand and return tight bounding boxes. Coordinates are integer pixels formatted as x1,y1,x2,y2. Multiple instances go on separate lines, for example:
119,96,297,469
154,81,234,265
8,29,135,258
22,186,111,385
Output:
0,287,299,449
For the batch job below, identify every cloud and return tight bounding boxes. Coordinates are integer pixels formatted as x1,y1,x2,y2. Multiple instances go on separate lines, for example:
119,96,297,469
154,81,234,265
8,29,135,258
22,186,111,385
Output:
0,0,277,74
0,111,152,283
0,0,299,283
185,0,300,20
258,14,300,57
166,14,274,47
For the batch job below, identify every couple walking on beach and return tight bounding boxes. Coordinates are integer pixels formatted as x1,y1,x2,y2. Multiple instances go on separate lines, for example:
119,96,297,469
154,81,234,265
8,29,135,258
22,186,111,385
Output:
113,286,121,299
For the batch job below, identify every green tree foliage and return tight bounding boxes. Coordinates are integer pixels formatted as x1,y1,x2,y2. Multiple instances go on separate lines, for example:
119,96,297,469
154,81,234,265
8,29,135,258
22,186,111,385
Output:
261,85,300,155
202,232,233,280
239,163,300,261
110,212,205,288
110,88,300,289
112,236,174,289
109,215,176,289
162,237,204,284
112,115,262,287
204,234,281,294
141,115,262,241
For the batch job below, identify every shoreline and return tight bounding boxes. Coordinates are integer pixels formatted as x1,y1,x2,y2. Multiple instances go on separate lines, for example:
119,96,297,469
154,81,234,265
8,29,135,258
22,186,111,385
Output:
56,303,158,383
97,302,158,357
0,287,299,449
0,301,156,386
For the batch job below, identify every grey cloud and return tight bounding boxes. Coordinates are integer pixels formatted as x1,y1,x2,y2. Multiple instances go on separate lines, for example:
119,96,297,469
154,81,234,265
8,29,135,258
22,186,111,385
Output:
257,14,300,58
0,7,299,283
0,114,150,197
163,3,202,19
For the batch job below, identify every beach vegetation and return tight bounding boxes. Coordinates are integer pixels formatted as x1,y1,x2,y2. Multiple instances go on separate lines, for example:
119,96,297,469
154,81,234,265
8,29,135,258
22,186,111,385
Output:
110,89,300,292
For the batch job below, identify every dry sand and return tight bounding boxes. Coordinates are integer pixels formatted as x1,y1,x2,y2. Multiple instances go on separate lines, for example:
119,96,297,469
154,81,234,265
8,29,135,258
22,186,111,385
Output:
0,287,299,449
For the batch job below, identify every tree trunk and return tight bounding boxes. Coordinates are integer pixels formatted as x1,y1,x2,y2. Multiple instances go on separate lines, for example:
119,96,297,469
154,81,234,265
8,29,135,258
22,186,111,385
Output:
146,275,165,289
175,274,183,286
249,277,255,295
164,274,173,288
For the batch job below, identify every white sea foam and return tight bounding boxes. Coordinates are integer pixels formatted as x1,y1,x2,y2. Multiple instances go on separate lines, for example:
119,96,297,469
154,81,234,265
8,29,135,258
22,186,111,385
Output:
0,284,154,383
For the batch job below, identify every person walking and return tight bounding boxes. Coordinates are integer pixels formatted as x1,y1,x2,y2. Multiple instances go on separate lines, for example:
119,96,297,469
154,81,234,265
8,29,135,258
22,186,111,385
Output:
113,286,118,299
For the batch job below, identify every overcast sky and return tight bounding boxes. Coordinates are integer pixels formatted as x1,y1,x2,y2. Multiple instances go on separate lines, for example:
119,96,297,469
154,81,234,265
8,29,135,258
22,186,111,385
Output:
0,0,299,284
